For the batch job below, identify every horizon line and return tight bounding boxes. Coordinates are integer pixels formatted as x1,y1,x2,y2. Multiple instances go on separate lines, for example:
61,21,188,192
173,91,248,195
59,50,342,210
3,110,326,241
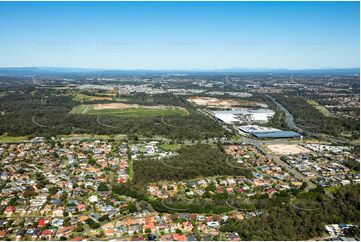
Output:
0,66,360,72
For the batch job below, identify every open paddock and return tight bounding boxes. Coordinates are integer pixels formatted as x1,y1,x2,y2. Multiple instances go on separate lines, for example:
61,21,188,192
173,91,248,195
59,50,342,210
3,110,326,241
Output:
73,93,127,102
70,103,188,118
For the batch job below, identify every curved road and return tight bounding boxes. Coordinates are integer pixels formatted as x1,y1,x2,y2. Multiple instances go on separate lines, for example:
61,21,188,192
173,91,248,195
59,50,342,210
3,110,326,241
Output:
265,94,349,145
265,94,303,133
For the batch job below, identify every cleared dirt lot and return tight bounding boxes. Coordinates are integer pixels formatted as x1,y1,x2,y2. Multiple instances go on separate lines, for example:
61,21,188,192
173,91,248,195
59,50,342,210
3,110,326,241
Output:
267,144,311,155
187,96,267,108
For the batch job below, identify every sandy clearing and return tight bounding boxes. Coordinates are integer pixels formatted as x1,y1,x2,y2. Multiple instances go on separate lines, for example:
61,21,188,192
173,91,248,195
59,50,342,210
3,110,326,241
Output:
187,96,266,108
267,144,311,155
187,97,240,107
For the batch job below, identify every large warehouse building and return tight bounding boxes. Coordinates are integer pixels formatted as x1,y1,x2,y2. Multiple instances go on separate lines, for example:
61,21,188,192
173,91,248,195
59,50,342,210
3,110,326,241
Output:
238,125,302,139
211,109,275,124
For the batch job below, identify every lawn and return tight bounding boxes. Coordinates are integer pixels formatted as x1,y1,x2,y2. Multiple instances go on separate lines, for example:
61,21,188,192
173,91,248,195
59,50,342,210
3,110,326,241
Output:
160,143,182,151
57,133,127,140
128,159,134,181
0,135,29,143
325,186,338,193
307,100,333,117
71,104,90,114
70,104,188,118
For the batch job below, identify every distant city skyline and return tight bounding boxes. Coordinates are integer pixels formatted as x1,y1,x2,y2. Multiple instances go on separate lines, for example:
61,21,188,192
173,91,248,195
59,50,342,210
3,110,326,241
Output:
0,1,359,69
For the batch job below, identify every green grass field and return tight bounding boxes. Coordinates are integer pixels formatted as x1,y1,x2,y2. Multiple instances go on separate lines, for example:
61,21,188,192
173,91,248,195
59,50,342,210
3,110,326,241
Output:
128,159,134,181
160,143,182,151
307,100,333,117
70,104,188,118
0,135,29,143
57,133,127,140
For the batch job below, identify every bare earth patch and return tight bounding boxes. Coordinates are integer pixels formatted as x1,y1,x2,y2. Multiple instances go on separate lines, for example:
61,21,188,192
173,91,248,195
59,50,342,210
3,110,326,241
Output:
187,96,267,108
267,144,311,155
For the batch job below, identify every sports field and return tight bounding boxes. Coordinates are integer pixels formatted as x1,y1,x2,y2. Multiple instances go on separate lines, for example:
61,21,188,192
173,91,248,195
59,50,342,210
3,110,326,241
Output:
70,103,188,117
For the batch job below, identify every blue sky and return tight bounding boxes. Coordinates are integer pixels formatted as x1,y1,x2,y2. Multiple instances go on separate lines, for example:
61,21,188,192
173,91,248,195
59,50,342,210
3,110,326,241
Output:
0,1,359,70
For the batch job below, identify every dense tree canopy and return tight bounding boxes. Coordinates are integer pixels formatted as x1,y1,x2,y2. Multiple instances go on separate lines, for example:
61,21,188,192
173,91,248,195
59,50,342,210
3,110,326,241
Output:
133,144,251,184
271,94,359,139
221,184,360,240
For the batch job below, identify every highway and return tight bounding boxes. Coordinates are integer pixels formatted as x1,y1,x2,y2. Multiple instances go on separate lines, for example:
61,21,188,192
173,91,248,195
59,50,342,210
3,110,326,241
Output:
266,94,350,145
265,94,303,133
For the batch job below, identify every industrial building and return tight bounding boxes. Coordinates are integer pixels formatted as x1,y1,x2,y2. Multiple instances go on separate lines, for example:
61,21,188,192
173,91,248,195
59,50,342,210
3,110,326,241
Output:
238,125,302,139
211,109,275,124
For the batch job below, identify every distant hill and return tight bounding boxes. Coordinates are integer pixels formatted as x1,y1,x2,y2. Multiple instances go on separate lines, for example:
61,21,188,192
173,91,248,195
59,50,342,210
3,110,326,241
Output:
0,66,359,76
